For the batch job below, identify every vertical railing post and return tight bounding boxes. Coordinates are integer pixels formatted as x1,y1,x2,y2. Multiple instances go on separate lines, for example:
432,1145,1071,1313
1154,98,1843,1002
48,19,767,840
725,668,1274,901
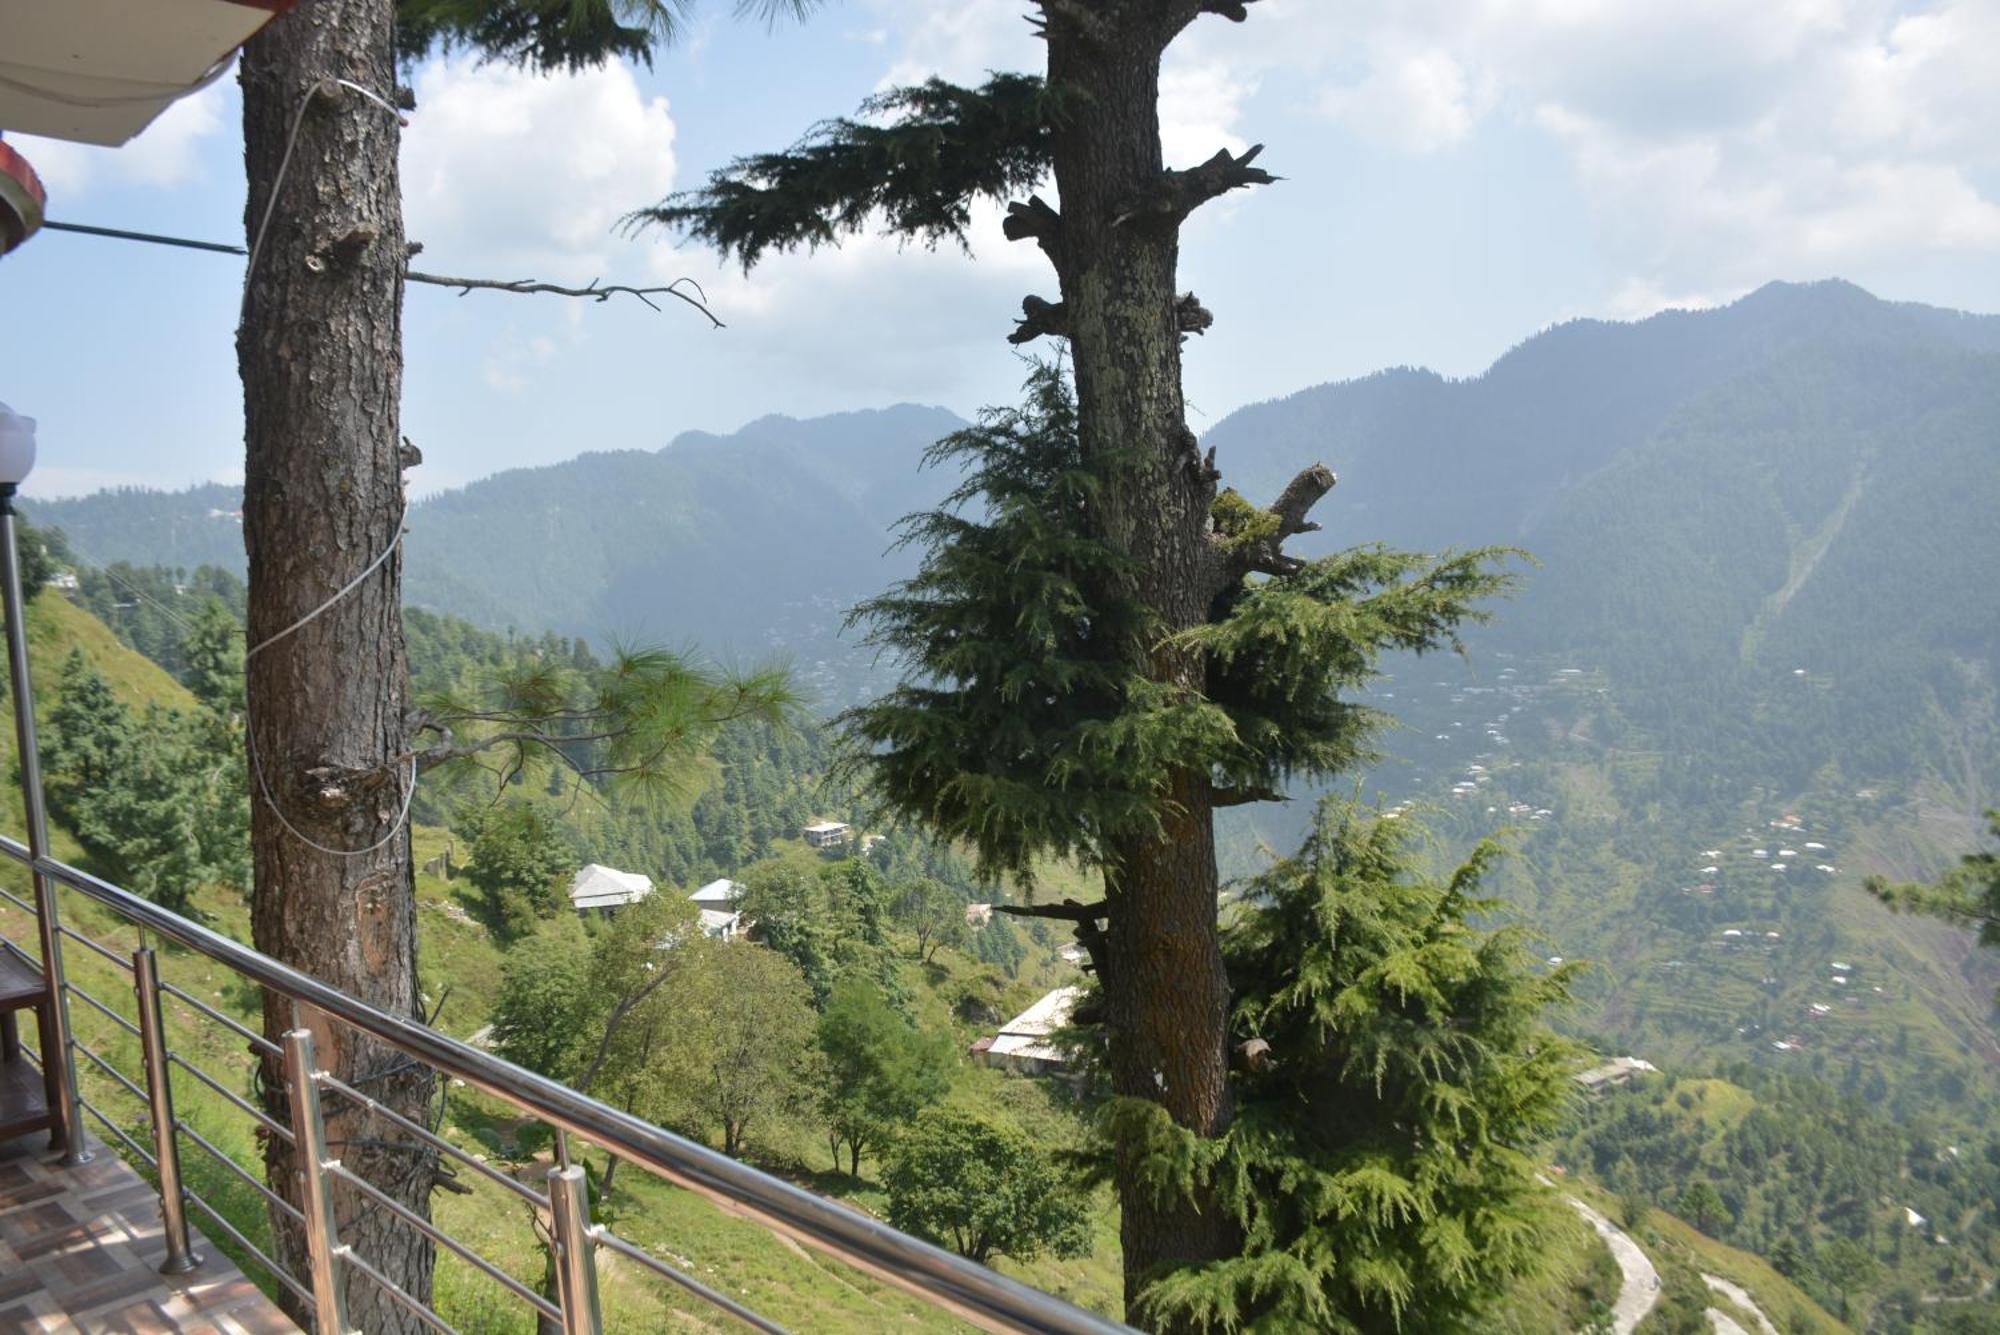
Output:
132,946,199,1274
0,491,89,1164
548,1162,604,1335
284,1024,353,1335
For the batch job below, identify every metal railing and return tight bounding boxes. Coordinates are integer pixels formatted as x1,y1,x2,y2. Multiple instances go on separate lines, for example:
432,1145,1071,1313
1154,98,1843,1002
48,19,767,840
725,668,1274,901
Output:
0,836,1130,1335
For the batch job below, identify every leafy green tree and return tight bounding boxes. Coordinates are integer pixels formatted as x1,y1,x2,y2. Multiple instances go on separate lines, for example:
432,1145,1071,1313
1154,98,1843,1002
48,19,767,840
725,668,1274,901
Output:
734,856,902,1003
893,877,966,964
886,1105,1092,1267
1676,1180,1732,1235
1816,1237,1880,1320
17,518,70,601
184,596,245,712
44,649,127,805
489,915,594,1080
642,4,1321,1302
838,365,1513,1313
68,705,246,912
1113,799,1582,1334
464,802,576,936
659,942,819,1158
493,893,702,1192
817,979,955,1177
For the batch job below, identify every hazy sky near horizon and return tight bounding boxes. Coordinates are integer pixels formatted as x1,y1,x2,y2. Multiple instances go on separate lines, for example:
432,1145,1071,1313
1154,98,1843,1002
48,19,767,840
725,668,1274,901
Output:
4,0,1999,498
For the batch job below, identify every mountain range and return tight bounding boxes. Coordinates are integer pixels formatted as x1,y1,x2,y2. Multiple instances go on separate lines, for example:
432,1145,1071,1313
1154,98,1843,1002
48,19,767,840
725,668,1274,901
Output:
29,278,2000,1128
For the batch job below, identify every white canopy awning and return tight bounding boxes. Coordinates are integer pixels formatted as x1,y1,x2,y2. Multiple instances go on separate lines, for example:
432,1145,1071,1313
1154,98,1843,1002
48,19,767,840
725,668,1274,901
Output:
0,0,294,146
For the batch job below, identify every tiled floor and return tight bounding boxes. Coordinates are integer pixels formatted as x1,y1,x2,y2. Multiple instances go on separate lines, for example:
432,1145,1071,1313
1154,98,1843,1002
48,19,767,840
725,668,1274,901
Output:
0,1134,297,1333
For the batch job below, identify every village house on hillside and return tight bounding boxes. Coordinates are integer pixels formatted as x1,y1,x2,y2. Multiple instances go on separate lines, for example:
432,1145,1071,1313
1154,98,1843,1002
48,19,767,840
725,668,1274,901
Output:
802,820,852,850
974,986,1083,1077
1574,1055,1658,1095
568,864,654,914
688,877,743,941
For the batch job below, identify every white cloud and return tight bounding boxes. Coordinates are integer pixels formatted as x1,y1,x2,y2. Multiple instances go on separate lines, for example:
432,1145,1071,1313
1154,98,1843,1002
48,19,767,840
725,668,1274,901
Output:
1319,47,1485,152
11,79,227,198
401,56,677,284
1147,0,2000,315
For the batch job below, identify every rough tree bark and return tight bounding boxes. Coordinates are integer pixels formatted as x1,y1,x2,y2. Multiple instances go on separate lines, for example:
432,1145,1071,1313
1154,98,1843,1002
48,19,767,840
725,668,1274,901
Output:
238,2,437,1329
1030,5,1268,1316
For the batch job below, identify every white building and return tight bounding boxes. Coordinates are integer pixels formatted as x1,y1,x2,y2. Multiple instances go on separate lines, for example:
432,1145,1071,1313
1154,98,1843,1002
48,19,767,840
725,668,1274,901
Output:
1573,1055,1658,1094
688,878,743,940
568,864,654,914
976,986,1083,1077
802,820,852,850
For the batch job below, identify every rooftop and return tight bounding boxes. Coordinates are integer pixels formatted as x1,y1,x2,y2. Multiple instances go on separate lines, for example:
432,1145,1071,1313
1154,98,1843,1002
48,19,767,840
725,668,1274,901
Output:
567,863,654,911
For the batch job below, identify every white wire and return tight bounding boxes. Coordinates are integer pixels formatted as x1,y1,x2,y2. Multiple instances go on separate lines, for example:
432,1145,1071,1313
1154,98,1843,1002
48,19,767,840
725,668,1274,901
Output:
239,504,414,858
244,508,405,662
240,77,407,327
229,73,414,858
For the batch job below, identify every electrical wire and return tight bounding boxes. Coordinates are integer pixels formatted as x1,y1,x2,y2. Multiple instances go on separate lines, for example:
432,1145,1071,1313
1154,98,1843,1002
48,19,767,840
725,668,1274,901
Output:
240,77,407,327
231,73,417,857
239,502,415,859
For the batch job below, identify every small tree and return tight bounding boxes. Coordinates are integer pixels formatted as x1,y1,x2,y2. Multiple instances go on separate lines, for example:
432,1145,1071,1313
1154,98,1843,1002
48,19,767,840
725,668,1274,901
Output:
1676,1181,1732,1235
886,1106,1092,1266
893,877,967,963
661,943,819,1157
44,650,126,804
1117,799,1583,1333
817,979,955,1177
464,803,576,936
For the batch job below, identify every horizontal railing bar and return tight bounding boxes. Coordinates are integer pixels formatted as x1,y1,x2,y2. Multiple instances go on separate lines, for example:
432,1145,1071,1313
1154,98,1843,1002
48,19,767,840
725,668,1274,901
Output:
68,978,142,1037
177,1118,305,1226
79,1093,157,1169
0,882,35,914
0,837,1132,1335
326,1160,561,1320
317,1071,546,1207
161,979,283,1058
59,921,135,971
340,1244,464,1335
597,1228,791,1335
74,1038,150,1106
169,1053,296,1147
183,1187,314,1310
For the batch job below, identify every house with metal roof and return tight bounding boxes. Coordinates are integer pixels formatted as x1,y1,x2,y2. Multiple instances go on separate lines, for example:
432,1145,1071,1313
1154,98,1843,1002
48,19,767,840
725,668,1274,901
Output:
568,864,654,914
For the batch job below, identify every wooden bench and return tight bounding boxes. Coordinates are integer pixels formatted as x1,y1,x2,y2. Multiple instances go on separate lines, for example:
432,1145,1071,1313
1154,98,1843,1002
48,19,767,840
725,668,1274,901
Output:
0,942,65,1150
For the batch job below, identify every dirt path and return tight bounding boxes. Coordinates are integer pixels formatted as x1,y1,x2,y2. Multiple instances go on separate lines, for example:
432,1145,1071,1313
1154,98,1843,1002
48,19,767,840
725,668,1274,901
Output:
1703,1274,1779,1335
1568,1198,1662,1334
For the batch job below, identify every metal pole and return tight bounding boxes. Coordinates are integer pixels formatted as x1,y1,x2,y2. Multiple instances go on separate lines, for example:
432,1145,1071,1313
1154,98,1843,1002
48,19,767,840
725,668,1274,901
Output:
0,492,89,1164
133,946,200,1274
283,1024,353,1335
548,1163,603,1335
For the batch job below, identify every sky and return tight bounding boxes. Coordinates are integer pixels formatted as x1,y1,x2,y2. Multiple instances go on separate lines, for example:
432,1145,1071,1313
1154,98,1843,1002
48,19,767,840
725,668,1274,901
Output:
3,0,1999,498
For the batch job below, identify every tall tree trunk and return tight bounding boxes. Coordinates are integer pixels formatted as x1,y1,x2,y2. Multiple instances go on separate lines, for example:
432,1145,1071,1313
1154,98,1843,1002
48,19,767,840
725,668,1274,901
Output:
238,4,436,1330
1045,18,1238,1322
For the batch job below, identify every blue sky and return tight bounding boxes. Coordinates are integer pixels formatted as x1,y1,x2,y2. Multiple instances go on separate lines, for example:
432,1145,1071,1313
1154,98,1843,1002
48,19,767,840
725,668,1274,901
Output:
3,0,1998,498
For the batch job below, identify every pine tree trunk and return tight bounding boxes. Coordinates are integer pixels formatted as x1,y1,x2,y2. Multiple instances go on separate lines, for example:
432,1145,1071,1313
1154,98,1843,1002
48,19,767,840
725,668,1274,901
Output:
1045,19,1239,1325
238,4,436,1330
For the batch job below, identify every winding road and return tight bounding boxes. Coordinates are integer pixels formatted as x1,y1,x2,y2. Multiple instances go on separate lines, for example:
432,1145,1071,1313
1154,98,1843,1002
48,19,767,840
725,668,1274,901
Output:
1568,1197,1662,1334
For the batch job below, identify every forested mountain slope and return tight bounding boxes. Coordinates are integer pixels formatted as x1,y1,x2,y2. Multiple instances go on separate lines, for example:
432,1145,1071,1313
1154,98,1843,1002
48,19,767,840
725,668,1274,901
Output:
28,281,2000,1138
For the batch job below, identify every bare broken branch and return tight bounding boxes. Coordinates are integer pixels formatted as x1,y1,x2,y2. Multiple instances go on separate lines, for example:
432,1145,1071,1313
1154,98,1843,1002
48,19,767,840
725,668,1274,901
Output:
406,271,724,328
1113,144,1278,230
